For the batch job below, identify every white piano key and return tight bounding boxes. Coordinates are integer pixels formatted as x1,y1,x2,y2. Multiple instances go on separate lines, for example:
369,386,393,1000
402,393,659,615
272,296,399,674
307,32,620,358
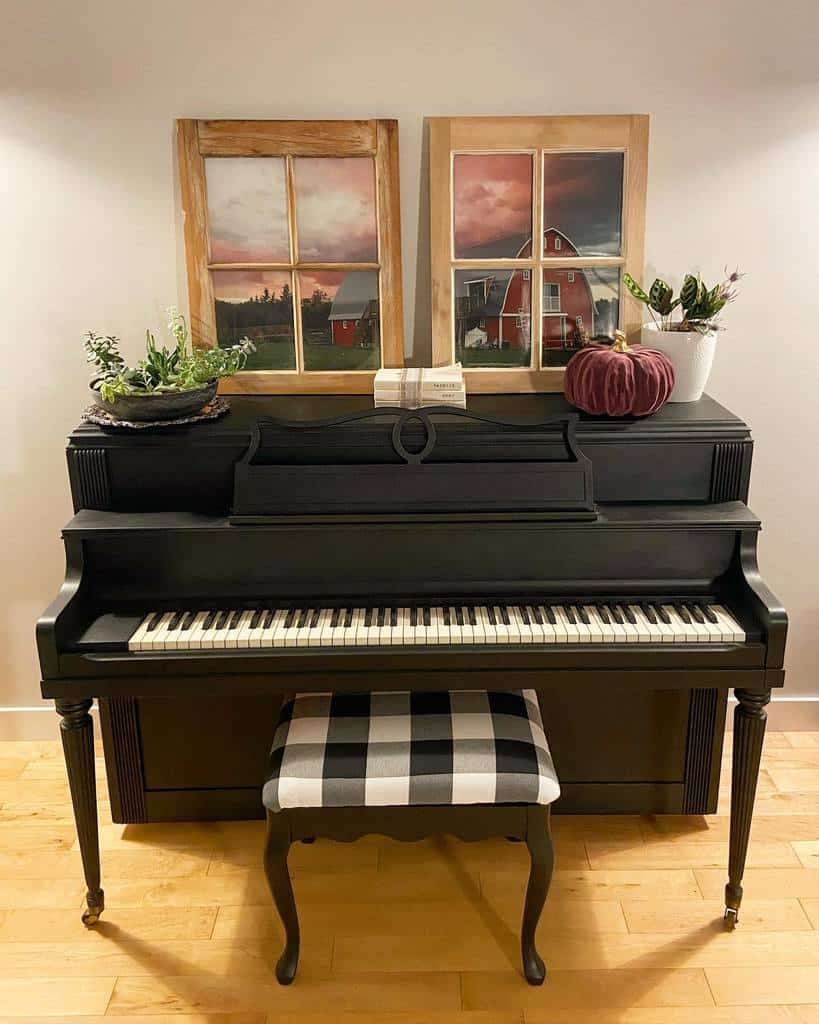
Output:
660,605,690,643
129,612,158,652
533,606,557,644
692,605,724,642
224,610,252,649
567,605,592,643
627,605,654,643
582,605,605,644
179,610,208,650
711,604,746,643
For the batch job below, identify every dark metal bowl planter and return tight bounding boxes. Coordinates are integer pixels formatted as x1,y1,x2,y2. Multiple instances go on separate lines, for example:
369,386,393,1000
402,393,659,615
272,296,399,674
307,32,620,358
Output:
89,380,218,422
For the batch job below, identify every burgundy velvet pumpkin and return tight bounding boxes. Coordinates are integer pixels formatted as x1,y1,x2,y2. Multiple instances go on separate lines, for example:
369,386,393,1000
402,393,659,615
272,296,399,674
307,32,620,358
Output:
564,332,675,417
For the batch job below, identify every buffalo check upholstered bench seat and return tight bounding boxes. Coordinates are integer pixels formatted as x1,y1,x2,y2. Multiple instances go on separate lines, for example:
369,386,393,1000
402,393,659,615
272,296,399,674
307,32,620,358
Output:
262,689,561,811
261,689,560,986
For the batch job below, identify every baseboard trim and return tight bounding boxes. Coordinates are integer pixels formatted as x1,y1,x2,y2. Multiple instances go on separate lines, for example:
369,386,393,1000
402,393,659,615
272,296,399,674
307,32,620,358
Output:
3,696,819,740
0,704,99,741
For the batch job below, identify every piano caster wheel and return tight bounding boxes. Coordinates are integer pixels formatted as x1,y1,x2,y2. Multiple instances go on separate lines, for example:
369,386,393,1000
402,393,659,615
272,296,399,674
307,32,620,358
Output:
82,908,101,927
724,907,739,931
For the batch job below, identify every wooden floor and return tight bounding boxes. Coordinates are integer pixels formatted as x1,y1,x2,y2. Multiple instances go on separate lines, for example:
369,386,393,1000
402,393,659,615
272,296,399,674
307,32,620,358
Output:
2,733,819,1022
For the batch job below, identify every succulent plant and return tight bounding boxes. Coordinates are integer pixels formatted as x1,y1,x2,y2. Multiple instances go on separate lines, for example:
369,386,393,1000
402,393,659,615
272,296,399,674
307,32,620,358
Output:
624,269,742,333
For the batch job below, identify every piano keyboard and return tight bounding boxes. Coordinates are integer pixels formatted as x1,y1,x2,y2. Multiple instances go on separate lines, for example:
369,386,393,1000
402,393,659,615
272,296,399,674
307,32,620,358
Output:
128,602,745,651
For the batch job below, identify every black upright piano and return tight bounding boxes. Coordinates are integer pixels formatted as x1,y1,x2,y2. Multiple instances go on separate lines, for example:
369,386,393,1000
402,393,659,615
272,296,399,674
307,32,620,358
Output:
37,393,786,929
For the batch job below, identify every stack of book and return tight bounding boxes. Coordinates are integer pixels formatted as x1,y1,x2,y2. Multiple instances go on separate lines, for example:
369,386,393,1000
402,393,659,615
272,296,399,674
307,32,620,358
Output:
373,365,466,409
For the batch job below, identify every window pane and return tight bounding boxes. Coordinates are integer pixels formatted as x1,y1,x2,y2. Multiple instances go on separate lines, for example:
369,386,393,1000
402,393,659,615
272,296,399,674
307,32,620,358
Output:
541,266,620,367
213,270,295,370
299,270,380,371
454,268,531,368
205,157,289,263
542,152,624,257
453,154,533,259
294,157,378,263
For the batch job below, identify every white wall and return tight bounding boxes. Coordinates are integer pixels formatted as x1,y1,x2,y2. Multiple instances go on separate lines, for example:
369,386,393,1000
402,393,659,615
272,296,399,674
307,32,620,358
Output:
1,0,818,726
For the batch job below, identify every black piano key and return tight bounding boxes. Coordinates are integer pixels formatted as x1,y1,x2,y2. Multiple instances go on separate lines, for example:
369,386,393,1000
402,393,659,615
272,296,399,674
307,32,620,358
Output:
330,608,340,628
262,609,276,629
344,608,354,627
249,610,263,630
598,605,611,624
166,611,182,631
410,607,418,627
227,610,242,630
293,609,307,629
655,604,671,624
390,607,398,627
518,605,531,626
500,606,510,626
145,613,161,632
179,611,195,630
309,608,321,628
641,602,657,624
283,608,296,629
575,605,589,624
621,604,636,624
214,610,229,630
609,605,624,625
700,602,719,623
486,606,497,625
676,604,692,624
423,607,431,627
468,606,477,626
376,607,385,627
687,602,705,623
542,605,556,624
563,605,577,624
531,605,544,625
202,611,216,630
442,607,451,626
451,606,461,626
365,607,375,627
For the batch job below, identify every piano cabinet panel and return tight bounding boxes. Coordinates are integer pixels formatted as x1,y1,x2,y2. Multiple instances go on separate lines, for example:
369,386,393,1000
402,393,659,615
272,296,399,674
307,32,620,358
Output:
99,687,727,823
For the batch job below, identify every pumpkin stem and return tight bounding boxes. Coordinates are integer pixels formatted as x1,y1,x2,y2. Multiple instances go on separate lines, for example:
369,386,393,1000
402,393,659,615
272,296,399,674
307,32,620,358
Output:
611,329,629,353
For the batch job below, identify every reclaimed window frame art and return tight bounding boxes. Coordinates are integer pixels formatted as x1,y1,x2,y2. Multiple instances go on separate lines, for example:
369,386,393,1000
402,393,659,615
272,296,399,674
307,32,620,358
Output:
177,119,404,394
429,115,649,393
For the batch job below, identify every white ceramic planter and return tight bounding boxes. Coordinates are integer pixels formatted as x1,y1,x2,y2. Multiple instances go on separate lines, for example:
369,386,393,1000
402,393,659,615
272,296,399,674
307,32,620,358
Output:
641,323,717,403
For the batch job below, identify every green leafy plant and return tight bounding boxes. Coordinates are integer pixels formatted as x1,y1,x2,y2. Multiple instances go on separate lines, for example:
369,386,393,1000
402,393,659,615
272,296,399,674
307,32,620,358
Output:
85,308,255,402
623,268,742,333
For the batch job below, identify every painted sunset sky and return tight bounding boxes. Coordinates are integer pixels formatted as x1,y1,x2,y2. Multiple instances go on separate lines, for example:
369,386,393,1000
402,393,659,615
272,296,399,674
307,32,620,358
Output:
453,154,532,257
211,268,360,304
206,157,290,263
295,157,377,262
453,151,623,257
206,155,377,265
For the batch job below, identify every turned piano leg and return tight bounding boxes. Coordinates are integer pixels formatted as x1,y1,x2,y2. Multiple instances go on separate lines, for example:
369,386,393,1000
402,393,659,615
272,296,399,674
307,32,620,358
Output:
725,687,770,930
55,699,104,926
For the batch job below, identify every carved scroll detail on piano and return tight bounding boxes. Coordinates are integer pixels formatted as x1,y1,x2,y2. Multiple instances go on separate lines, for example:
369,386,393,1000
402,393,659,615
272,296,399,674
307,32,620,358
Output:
231,407,596,520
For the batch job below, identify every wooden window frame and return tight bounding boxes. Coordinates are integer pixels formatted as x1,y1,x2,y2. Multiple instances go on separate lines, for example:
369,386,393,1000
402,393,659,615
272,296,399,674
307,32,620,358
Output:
430,115,649,393
177,118,404,394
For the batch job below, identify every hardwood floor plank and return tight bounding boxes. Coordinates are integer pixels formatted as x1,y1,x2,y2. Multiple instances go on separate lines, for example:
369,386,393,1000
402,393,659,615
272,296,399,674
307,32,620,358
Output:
213,896,627,942
0,800,113,825
793,843,819,869
641,815,819,844
0,906,217,942
108,972,461,1014
0,877,85,910
0,758,26,780
623,898,812,933
707,965,819,1005
769,770,819,794
0,822,76,853
461,967,714,1010
0,976,115,1016
265,1014,519,1024
483,868,700,902
376,835,589,871
0,780,70,803
0,1017,264,1024
799,899,819,929
0,936,331,977
587,841,799,870
713,793,819,817
696,868,819,900
785,734,819,749
523,1006,819,1022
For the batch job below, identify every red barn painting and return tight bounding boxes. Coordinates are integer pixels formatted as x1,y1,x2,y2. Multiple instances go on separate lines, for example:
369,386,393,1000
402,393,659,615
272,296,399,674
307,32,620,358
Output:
328,271,380,349
455,229,597,356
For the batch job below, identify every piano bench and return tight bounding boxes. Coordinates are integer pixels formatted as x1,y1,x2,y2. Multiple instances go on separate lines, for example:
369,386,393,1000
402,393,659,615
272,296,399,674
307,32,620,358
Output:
261,689,560,986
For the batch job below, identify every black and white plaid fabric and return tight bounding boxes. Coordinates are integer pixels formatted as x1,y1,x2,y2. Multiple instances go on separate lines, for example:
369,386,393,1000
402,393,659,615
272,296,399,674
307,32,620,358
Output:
262,689,560,811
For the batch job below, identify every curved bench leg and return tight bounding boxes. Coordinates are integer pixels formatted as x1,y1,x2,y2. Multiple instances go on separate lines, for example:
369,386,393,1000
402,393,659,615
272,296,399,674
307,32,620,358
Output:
263,811,300,984
521,805,554,985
